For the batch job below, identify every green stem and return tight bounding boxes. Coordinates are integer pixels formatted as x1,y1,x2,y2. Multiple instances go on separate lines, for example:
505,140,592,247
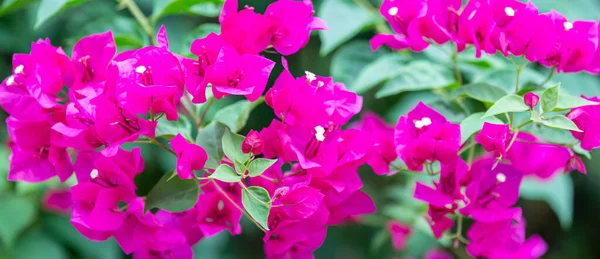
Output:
540,66,557,86
353,0,391,34
119,0,155,45
197,97,215,128
211,179,267,232
151,138,176,155
451,50,462,87
238,181,271,206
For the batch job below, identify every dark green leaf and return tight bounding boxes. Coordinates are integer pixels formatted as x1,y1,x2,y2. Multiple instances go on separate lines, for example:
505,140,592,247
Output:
384,91,441,122
541,115,582,132
181,23,221,58
209,164,241,183
541,84,560,113
482,94,529,118
460,112,504,144
145,171,200,213
452,83,508,103
0,145,9,191
248,158,277,177
155,114,193,141
152,0,223,22
0,0,37,16
196,122,227,169
221,129,250,163
13,231,68,259
376,60,455,98
351,55,406,94
242,186,271,230
318,0,377,55
35,0,85,29
76,16,146,51
520,174,573,229
555,93,600,111
0,194,37,247
213,98,263,133
331,40,389,87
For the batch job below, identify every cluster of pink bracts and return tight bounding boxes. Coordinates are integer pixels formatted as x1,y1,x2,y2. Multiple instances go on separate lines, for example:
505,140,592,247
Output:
373,0,600,73
2,0,600,258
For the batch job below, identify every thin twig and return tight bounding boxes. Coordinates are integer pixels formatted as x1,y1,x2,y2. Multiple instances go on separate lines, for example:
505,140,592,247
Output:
151,138,176,155
197,97,215,128
540,66,557,86
211,179,267,232
119,0,156,45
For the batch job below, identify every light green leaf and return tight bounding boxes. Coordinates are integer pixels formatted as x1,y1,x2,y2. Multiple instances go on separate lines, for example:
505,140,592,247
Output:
0,0,37,16
0,194,37,247
0,145,9,191
145,171,200,213
331,40,389,88
13,231,68,259
541,115,582,132
452,83,508,103
209,164,241,183
351,55,406,94
248,158,278,177
35,0,85,29
573,143,591,160
521,123,576,145
460,112,504,144
152,0,223,22
213,98,263,133
221,129,250,163
242,186,271,230
541,84,560,113
473,67,547,92
376,60,455,98
181,23,221,58
234,160,246,176
520,174,573,229
555,93,600,111
155,114,193,141
196,122,227,169
482,94,529,118
318,0,377,55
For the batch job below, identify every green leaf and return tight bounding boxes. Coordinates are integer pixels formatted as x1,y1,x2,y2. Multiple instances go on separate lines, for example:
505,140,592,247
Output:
181,23,221,58
460,112,504,144
155,114,193,141
375,60,455,98
196,122,227,169
234,160,246,176
152,0,223,22
482,94,529,118
0,194,37,247
521,123,576,145
35,0,85,29
318,0,377,56
541,115,582,132
0,0,37,16
221,129,250,163
541,84,560,113
77,16,146,51
145,171,200,213
555,93,600,111
213,98,263,133
0,145,9,191
573,143,591,160
350,55,406,94
452,83,508,103
248,158,278,177
209,164,241,183
242,186,271,230
13,231,68,259
473,67,547,92
520,174,573,229
331,40,389,88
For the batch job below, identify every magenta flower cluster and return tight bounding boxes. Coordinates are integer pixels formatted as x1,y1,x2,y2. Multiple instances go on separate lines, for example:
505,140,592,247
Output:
373,0,600,73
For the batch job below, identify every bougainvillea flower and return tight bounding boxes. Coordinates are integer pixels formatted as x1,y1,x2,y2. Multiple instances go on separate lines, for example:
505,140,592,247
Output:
456,0,495,57
25,39,72,109
566,96,600,150
194,192,242,237
170,134,208,180
387,220,412,251
419,0,461,45
219,0,273,54
507,133,586,178
71,182,128,237
242,130,264,155
424,249,453,259
524,92,539,110
475,122,511,157
204,45,275,102
373,0,429,52
0,55,45,119
327,190,376,225
287,123,340,177
52,95,107,151
264,0,327,55
395,102,461,171
43,188,72,214
70,31,116,96
557,20,599,73
486,0,538,56
273,184,324,220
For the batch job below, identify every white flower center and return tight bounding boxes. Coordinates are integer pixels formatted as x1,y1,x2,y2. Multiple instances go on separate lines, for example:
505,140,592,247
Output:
315,126,325,142
504,7,515,17
305,71,316,83
135,66,147,74
316,81,324,88
414,117,432,129
468,10,477,20
90,169,99,179
388,7,399,16
564,21,573,31
14,65,24,75
217,200,224,211
445,203,453,209
6,75,14,86
496,173,506,183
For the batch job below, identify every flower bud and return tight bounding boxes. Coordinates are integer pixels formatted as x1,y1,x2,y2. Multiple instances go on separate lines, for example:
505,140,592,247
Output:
242,130,264,155
524,92,539,110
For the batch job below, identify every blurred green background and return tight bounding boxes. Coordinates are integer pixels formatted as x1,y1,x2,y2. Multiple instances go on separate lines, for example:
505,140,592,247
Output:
1,0,600,258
